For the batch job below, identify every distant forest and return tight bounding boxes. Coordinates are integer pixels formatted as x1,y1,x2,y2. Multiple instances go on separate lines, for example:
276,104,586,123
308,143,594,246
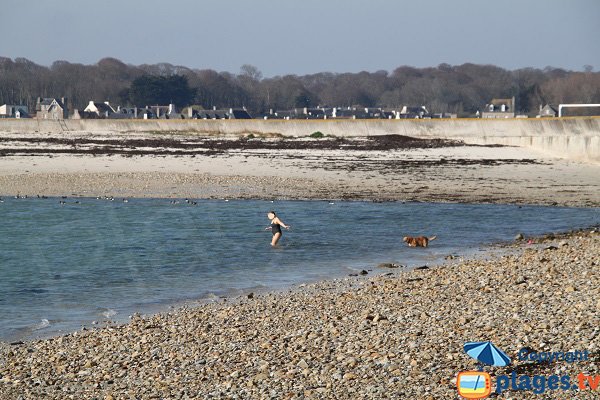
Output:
1,57,599,117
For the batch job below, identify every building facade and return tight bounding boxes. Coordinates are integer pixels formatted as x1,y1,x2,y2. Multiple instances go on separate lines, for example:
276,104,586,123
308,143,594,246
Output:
538,104,558,117
36,97,68,119
481,97,515,118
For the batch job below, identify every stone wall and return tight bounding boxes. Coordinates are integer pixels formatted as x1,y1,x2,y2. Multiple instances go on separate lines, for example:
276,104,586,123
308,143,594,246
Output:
1,117,599,163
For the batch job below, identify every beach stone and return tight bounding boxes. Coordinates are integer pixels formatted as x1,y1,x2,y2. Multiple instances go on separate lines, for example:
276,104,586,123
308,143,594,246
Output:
254,373,268,382
373,314,387,322
377,263,400,269
514,276,527,285
515,233,524,240
344,357,358,368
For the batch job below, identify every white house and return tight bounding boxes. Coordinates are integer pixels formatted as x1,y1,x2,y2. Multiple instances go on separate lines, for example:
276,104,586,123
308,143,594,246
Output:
83,101,116,117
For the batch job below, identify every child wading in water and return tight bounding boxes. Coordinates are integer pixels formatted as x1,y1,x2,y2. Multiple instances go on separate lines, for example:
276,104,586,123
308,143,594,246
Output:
266,211,290,246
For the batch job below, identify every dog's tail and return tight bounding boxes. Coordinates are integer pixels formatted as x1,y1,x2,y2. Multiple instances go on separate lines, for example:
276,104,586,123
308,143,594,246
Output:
428,236,437,241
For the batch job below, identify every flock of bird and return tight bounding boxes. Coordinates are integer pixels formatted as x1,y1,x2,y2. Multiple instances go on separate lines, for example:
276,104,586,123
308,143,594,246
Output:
170,198,199,205
1,195,224,206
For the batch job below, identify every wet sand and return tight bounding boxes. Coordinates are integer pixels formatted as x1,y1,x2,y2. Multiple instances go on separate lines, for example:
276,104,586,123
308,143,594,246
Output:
0,132,598,206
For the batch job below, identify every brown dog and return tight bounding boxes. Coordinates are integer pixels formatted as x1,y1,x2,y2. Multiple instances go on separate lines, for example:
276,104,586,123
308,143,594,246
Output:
403,235,437,247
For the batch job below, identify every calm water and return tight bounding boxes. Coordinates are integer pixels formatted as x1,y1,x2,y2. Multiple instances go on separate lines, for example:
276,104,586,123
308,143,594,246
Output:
0,198,598,341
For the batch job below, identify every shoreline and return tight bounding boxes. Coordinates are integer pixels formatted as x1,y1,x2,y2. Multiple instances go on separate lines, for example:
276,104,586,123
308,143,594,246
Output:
1,229,598,398
1,133,599,207
6,224,597,344
4,220,598,345
2,196,597,347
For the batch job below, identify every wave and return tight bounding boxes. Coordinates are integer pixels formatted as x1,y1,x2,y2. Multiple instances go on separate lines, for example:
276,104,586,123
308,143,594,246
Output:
101,309,117,319
33,318,50,330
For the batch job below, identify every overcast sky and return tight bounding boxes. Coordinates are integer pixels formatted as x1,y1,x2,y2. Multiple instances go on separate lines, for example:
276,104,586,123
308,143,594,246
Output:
1,0,598,76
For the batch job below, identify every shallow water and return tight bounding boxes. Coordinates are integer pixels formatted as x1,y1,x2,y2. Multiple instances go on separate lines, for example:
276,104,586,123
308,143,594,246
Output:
0,198,597,341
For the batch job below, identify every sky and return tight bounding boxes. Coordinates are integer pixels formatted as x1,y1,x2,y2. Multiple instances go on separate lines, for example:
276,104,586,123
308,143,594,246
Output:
1,0,598,77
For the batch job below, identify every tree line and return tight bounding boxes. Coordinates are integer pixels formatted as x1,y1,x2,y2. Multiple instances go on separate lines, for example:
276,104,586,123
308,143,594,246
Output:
0,57,599,117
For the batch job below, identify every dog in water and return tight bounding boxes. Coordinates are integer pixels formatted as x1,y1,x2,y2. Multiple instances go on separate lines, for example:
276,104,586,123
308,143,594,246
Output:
403,235,437,247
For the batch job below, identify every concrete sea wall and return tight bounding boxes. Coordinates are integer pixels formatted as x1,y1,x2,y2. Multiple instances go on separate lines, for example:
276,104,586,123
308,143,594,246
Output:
1,117,599,163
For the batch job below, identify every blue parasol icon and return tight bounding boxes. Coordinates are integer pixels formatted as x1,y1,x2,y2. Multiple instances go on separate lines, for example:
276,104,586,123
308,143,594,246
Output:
464,341,511,367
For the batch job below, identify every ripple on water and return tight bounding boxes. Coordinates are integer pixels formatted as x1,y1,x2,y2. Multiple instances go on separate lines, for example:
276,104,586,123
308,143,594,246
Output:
0,198,597,341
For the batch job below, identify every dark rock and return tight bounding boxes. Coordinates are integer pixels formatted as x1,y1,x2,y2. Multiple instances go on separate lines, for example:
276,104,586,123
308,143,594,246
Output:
414,265,429,270
359,270,368,275
377,263,401,269
247,292,254,299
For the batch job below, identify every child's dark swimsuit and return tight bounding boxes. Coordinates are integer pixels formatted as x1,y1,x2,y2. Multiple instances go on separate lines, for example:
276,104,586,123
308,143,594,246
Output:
271,222,282,235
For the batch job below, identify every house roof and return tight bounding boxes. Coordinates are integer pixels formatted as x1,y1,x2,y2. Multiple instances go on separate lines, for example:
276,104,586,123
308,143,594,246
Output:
489,98,513,106
401,106,428,114
305,108,325,116
92,102,115,114
196,110,225,119
40,98,65,108
192,108,252,119
229,109,252,119
541,104,558,112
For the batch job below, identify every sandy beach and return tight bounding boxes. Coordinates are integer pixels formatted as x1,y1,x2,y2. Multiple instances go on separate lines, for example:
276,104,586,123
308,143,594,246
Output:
0,229,598,399
0,132,598,206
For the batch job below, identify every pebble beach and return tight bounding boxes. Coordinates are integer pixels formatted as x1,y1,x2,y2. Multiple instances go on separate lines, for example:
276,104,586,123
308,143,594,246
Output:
1,230,598,399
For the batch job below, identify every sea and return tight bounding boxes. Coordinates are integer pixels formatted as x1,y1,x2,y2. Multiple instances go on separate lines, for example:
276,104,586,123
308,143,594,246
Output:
0,197,598,342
